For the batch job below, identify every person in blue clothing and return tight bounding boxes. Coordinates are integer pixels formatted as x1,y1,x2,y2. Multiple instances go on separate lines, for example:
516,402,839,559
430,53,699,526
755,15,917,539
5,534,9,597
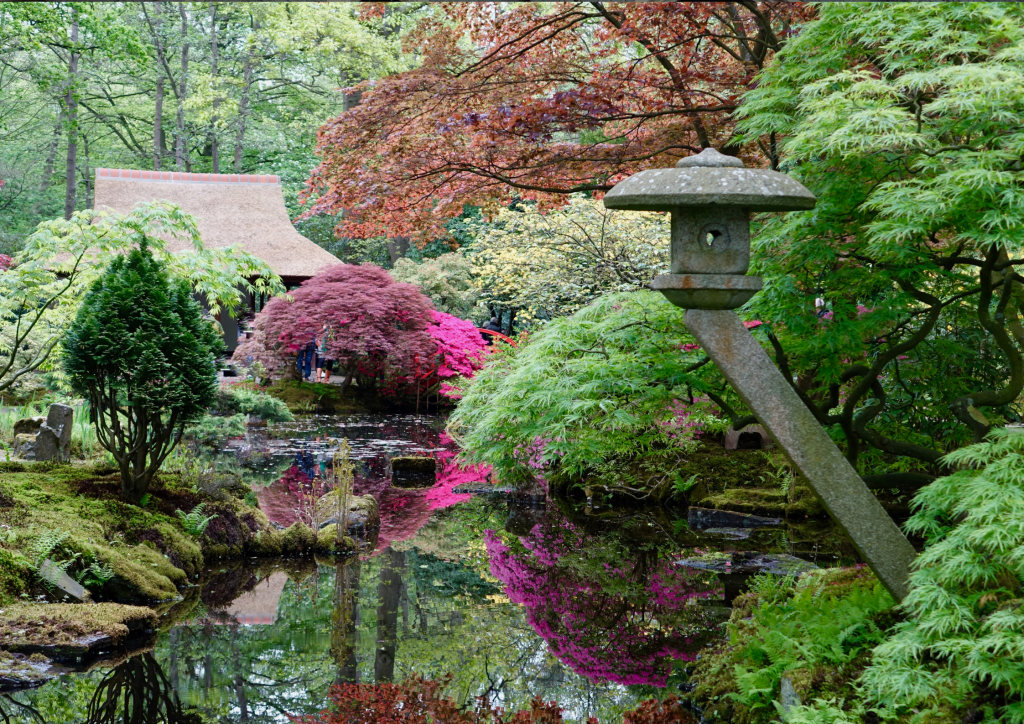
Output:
297,331,316,381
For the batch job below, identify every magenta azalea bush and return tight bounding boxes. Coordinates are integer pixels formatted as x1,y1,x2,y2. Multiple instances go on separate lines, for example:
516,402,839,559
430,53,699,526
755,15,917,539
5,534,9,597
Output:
486,515,723,686
428,311,489,398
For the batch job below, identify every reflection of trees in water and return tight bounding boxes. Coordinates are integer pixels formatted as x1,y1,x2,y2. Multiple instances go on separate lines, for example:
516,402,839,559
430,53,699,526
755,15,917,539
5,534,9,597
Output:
332,557,360,685
374,548,405,684
0,693,46,724
85,653,202,724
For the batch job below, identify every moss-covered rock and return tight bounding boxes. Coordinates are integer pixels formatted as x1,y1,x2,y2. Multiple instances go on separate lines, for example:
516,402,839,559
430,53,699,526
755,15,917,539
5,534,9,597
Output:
315,492,380,533
699,487,788,517
93,543,183,603
248,528,284,556
0,548,31,605
315,525,356,553
266,380,360,414
281,522,315,554
0,602,156,658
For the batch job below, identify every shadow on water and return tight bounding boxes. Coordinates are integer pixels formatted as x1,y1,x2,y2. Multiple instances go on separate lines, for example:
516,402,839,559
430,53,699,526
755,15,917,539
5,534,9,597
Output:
1,414,858,722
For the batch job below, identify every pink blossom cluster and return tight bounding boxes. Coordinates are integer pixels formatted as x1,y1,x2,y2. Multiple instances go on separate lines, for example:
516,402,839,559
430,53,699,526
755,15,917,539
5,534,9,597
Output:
485,519,723,686
428,311,489,380
0,254,12,271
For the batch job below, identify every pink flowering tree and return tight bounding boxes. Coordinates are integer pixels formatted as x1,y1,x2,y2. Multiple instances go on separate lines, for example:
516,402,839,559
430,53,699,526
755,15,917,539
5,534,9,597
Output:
234,264,436,392
485,514,723,686
427,311,489,399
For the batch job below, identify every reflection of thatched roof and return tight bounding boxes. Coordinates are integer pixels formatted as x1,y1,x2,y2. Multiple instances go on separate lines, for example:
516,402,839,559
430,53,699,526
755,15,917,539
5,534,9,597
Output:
224,571,289,625
94,169,339,279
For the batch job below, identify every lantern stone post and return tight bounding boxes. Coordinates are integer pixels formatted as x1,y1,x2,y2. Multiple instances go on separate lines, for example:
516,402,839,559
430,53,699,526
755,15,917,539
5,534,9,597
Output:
604,148,916,601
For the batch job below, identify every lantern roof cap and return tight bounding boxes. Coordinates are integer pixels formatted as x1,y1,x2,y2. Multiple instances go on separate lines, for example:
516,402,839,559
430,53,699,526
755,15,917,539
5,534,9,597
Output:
603,149,816,212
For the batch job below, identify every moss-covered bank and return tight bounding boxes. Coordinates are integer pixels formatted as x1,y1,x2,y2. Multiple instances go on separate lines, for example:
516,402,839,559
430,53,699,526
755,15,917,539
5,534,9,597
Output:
0,461,356,606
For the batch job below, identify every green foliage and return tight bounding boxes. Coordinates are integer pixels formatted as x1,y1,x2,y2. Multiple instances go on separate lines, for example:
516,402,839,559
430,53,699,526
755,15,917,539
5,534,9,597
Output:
63,244,222,503
175,503,217,539
729,574,893,716
463,196,670,326
28,529,115,591
391,252,482,320
213,386,293,423
860,428,1024,721
735,2,1024,471
0,202,281,399
449,291,741,486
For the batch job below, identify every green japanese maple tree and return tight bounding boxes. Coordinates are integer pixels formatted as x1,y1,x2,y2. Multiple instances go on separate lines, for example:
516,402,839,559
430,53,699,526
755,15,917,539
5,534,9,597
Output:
736,2,1024,484
63,243,221,503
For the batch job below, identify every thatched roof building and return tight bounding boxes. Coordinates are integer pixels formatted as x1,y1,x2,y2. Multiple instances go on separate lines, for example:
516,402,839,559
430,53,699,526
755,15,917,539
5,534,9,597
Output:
93,168,339,285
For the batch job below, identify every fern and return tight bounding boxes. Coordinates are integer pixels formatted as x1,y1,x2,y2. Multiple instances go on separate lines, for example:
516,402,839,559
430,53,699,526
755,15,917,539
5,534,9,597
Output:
726,570,894,713
175,503,217,538
30,530,71,569
859,428,1024,721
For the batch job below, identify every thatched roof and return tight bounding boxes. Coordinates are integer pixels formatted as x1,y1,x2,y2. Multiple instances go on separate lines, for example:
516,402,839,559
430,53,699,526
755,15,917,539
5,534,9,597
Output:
94,168,339,280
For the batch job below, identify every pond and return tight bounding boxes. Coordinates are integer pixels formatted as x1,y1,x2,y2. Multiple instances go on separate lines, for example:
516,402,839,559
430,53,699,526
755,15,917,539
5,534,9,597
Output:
0,414,853,723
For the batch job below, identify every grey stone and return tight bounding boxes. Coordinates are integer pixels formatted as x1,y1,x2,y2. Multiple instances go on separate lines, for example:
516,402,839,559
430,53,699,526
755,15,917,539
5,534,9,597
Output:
683,309,917,601
12,417,45,436
9,405,72,462
38,559,89,602
780,675,802,712
44,403,73,461
652,273,762,310
724,423,774,450
603,165,816,212
700,527,753,540
676,147,745,168
33,426,63,462
12,433,37,459
688,506,781,530
671,207,751,274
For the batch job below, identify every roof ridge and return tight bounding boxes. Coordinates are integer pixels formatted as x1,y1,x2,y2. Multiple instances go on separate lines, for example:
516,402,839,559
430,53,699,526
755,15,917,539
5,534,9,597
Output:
95,168,280,185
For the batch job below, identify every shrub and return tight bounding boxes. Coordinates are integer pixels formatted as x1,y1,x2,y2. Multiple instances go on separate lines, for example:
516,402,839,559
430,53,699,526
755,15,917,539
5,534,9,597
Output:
233,264,434,393
63,244,221,504
290,674,693,723
214,386,293,423
860,428,1024,721
184,414,247,449
427,311,489,399
691,567,894,724
448,291,742,486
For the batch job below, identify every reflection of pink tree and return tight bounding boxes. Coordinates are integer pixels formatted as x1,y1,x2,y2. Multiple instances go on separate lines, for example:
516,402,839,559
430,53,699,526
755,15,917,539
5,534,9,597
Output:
485,523,722,686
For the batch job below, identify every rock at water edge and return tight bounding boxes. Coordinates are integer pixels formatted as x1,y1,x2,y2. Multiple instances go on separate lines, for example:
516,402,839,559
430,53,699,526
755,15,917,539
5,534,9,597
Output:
38,559,90,602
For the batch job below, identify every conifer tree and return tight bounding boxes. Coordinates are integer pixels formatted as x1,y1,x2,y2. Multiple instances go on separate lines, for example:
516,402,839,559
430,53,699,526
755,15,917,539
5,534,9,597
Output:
63,243,221,503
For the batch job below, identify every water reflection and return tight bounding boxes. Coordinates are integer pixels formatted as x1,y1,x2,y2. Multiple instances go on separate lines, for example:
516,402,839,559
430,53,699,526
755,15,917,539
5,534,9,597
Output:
86,653,202,724
1,413,820,722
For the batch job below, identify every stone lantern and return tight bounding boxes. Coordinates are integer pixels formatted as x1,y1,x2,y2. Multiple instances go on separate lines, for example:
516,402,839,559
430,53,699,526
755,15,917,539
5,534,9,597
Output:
603,149,917,601
604,147,815,309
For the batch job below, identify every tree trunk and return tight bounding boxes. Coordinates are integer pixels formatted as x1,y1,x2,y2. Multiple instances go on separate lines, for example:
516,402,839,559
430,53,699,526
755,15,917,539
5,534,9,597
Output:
64,11,80,220
34,115,62,215
81,133,91,209
209,2,220,173
234,19,258,172
175,3,189,171
154,76,164,170
386,237,410,266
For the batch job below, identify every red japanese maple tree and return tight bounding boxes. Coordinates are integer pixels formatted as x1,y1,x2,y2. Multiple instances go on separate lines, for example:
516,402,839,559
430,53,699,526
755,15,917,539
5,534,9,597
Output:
290,675,694,723
233,264,435,391
303,2,810,240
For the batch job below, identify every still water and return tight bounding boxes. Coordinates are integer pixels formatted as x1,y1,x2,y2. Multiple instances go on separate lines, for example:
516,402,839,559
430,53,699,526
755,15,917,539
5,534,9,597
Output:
0,414,825,723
